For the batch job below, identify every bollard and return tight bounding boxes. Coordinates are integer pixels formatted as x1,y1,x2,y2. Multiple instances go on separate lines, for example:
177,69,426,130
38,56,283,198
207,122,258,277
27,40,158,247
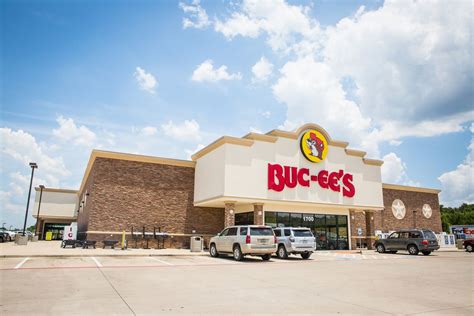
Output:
121,230,126,250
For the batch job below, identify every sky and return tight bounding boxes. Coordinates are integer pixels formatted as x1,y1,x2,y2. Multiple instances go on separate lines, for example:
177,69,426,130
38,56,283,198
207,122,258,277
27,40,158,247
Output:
1,0,473,229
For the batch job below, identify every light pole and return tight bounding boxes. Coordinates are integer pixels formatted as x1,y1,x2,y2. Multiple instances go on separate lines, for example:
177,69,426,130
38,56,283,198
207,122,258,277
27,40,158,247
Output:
2,222,5,229
35,185,45,237
22,162,38,236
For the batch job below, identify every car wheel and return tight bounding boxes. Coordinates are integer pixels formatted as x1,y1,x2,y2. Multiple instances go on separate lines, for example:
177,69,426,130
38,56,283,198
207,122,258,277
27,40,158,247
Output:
261,254,271,261
0,237,3,243
376,244,385,253
408,244,419,255
209,243,219,257
233,245,243,261
277,245,288,259
421,251,431,256
301,252,311,260
466,244,473,253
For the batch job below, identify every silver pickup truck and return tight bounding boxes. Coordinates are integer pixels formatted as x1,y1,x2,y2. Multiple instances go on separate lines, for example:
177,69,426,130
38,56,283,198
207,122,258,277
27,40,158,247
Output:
273,227,316,259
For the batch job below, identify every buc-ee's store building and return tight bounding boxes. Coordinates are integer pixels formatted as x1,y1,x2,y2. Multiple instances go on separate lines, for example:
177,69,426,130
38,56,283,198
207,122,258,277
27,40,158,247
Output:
33,123,442,250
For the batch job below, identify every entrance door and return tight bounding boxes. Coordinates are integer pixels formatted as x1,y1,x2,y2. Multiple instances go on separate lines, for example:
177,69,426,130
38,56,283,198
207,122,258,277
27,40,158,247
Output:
42,223,69,240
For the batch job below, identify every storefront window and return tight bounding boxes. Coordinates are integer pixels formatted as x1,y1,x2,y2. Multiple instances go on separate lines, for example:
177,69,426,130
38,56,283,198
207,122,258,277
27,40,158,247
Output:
290,213,302,227
302,214,314,230
277,212,290,227
264,212,349,250
265,212,277,228
235,212,254,225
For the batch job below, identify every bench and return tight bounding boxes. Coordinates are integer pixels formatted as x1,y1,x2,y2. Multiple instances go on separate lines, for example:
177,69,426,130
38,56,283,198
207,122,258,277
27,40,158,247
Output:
82,240,97,249
61,240,77,248
102,240,118,249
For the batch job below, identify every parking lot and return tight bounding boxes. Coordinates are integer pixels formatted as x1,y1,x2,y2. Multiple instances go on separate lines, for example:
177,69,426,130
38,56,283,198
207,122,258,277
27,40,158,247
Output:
1,251,472,315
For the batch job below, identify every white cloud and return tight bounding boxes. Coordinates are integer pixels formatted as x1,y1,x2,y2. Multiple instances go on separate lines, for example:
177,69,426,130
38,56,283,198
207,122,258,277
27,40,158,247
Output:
52,116,97,147
322,0,473,124
249,126,263,133
179,0,210,29
438,124,474,206
140,126,158,136
161,119,201,142
191,59,242,82
381,152,408,184
272,57,374,154
261,111,271,119
185,143,205,160
0,127,72,226
252,56,274,83
205,0,473,156
134,66,157,93
214,0,321,54
1,127,69,178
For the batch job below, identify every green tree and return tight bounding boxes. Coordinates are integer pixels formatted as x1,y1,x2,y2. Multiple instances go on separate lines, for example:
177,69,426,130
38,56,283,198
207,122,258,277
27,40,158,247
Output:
440,203,474,232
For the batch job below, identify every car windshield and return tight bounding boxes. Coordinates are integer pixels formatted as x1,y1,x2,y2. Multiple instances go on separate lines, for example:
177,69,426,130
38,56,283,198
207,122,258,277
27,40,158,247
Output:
250,227,273,236
293,230,313,237
423,230,437,240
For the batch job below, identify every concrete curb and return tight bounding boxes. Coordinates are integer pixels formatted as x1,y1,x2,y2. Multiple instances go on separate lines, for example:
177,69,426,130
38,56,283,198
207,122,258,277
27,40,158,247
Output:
1,252,210,258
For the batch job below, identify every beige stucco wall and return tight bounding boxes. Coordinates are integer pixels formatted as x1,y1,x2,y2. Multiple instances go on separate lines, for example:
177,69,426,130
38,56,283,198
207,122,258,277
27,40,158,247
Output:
194,134,383,209
33,189,78,219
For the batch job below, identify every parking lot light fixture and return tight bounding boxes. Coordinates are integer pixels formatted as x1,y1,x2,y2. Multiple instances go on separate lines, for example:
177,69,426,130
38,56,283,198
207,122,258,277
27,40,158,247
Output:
35,185,45,237
22,162,38,236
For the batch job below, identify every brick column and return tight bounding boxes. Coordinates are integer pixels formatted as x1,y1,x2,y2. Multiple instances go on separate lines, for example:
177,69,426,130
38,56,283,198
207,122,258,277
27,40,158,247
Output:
253,203,264,225
365,211,375,250
224,201,236,227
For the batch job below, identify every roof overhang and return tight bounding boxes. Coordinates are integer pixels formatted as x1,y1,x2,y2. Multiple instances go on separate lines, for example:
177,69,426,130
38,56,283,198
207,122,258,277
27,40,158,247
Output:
194,195,384,211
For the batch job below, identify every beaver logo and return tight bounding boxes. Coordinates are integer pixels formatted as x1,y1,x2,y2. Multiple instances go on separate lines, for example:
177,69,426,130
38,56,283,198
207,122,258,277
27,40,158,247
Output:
300,129,328,163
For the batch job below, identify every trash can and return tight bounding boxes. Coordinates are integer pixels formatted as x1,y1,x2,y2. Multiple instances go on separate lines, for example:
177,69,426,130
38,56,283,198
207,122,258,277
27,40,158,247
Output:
190,236,203,252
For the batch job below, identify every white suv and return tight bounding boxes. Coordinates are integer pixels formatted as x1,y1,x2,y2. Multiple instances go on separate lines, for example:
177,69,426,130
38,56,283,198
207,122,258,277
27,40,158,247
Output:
273,227,316,259
209,225,277,261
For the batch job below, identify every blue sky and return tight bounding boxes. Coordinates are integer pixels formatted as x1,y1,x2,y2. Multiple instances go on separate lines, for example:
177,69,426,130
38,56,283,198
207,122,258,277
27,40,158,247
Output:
1,0,473,228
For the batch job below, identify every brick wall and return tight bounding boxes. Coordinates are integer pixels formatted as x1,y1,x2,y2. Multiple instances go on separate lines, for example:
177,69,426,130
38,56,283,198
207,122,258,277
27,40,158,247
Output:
77,158,224,247
376,188,442,233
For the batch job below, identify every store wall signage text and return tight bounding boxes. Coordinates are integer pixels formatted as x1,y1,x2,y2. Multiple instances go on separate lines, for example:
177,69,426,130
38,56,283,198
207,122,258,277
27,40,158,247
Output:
267,163,355,198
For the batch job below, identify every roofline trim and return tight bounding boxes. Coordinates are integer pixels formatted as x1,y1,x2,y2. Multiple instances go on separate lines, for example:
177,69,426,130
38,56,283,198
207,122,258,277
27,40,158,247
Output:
191,123,379,166
191,136,254,160
382,183,441,194
34,187,78,194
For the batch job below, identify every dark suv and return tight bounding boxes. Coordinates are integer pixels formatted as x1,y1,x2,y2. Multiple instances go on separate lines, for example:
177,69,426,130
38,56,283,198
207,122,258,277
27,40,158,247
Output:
374,229,439,255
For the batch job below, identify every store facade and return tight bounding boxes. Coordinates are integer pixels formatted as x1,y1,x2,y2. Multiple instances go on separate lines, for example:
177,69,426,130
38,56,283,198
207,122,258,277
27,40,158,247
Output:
34,123,442,249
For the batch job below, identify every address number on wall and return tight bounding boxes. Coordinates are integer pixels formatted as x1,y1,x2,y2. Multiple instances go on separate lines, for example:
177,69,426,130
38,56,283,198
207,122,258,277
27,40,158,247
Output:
303,216,314,222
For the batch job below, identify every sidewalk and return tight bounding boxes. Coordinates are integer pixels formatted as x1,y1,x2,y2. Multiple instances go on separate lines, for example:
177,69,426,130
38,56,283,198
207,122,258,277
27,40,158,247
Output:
0,241,464,258
0,240,208,258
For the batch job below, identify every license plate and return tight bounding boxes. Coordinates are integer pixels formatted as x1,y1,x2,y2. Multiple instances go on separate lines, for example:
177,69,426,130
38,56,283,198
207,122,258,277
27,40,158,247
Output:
302,240,308,244
258,239,268,244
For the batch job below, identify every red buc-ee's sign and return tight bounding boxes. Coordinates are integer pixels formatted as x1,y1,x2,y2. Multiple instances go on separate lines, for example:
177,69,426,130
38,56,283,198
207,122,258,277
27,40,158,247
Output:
267,163,356,198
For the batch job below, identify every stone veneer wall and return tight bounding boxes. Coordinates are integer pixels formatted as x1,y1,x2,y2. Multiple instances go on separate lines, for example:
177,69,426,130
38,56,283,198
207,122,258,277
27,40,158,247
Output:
77,157,224,248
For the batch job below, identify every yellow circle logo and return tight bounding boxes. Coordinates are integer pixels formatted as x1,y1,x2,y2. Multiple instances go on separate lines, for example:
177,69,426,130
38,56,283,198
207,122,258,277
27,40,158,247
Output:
300,129,328,163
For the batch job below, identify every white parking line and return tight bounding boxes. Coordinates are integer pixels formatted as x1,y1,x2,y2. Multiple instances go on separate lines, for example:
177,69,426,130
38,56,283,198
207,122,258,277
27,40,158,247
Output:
149,257,174,265
91,257,103,267
195,255,241,265
14,257,29,269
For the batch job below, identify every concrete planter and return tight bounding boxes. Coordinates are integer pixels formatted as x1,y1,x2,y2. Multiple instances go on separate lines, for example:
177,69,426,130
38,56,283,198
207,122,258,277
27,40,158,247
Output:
31,236,39,242
15,235,28,245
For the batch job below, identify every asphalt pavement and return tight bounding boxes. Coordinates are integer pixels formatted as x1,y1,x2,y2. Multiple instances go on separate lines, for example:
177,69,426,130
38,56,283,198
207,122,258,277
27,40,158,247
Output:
1,251,472,315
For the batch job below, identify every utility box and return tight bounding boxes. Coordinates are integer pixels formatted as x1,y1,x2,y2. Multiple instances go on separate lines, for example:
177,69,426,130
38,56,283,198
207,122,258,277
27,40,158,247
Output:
190,236,203,252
